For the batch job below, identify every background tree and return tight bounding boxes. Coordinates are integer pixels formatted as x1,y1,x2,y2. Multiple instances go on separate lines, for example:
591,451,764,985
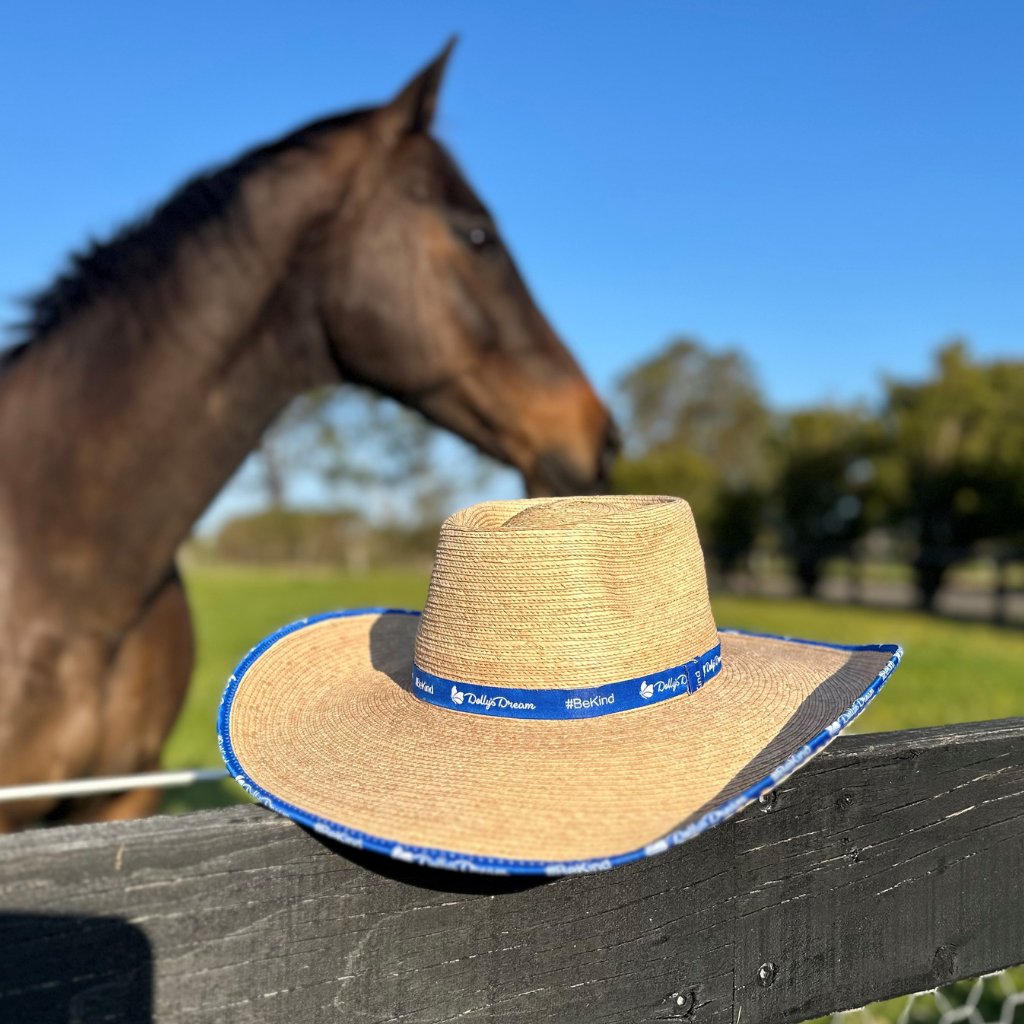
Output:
612,338,771,569
771,408,887,595
883,341,1024,609
213,383,501,566
257,385,469,522
223,336,1024,619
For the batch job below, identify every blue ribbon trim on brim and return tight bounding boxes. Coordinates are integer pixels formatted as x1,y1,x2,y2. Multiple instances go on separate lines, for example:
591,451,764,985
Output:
217,608,904,876
410,643,722,720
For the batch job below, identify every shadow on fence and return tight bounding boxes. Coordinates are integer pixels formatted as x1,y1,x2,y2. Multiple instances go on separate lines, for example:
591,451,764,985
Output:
0,913,152,1023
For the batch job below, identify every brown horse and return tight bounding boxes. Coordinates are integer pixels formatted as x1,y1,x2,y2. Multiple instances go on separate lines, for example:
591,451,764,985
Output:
0,43,617,830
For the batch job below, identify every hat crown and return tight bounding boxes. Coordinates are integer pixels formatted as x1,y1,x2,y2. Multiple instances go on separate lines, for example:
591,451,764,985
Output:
414,495,719,690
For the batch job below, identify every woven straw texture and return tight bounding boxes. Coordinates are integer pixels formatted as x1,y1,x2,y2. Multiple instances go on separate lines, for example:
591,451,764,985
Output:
414,495,719,688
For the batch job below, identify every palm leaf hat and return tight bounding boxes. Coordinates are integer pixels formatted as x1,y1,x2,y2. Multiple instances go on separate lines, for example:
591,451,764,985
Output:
219,495,901,875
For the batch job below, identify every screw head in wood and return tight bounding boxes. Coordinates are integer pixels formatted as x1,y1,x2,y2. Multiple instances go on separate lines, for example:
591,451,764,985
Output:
756,962,778,987
669,990,696,1018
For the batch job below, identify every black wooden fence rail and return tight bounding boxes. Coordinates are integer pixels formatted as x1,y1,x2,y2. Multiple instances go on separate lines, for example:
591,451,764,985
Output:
0,717,1022,1024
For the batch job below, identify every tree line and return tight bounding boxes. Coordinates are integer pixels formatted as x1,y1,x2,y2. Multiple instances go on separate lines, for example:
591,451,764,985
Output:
229,335,1024,610
613,338,1024,609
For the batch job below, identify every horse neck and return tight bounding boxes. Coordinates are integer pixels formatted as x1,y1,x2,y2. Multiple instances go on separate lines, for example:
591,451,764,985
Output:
0,140,362,628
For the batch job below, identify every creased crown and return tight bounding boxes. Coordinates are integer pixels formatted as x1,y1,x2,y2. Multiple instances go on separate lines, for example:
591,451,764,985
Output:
413,495,719,689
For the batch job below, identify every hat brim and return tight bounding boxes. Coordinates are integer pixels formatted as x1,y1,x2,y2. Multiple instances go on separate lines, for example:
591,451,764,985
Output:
218,609,901,876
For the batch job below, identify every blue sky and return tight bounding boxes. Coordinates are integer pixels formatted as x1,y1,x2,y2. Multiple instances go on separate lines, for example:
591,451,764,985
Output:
2,2,1023,522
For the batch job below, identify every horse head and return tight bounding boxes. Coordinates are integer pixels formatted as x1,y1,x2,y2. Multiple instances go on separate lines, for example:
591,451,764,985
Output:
313,42,619,496
0,40,622,830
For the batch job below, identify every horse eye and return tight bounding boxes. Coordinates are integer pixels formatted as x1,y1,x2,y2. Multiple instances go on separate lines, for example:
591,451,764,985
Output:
456,222,498,254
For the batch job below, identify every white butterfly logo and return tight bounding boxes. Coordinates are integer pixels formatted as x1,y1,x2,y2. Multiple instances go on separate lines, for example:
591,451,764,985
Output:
451,685,465,705
640,681,655,700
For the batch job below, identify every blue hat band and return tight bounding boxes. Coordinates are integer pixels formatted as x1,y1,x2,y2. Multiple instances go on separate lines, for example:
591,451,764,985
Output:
410,643,722,721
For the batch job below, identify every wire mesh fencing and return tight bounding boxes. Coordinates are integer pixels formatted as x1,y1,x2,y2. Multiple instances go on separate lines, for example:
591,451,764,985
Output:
822,968,1024,1024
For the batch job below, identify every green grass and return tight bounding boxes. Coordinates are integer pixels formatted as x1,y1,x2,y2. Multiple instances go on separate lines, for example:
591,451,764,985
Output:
712,595,1024,732
816,970,1024,1024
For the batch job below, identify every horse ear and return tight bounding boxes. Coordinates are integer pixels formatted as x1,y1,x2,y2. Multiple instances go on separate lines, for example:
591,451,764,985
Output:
376,37,456,142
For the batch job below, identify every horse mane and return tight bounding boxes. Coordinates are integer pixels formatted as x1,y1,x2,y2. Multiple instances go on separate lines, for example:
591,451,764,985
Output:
3,108,372,364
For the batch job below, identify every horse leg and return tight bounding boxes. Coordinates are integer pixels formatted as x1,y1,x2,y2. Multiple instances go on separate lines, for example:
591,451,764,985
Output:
64,567,194,824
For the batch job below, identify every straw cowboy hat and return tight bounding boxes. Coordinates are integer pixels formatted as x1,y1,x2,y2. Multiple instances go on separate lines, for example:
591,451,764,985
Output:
219,495,901,875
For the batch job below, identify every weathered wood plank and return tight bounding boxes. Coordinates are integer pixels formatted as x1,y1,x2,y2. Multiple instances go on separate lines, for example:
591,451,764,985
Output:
733,719,1024,1024
0,718,1021,1024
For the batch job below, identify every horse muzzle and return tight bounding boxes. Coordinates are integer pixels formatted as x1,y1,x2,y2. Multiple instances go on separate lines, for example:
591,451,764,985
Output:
527,419,621,497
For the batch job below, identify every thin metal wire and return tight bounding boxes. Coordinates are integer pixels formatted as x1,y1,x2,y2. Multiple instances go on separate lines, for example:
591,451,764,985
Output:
0,768,229,803
829,969,1023,1024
